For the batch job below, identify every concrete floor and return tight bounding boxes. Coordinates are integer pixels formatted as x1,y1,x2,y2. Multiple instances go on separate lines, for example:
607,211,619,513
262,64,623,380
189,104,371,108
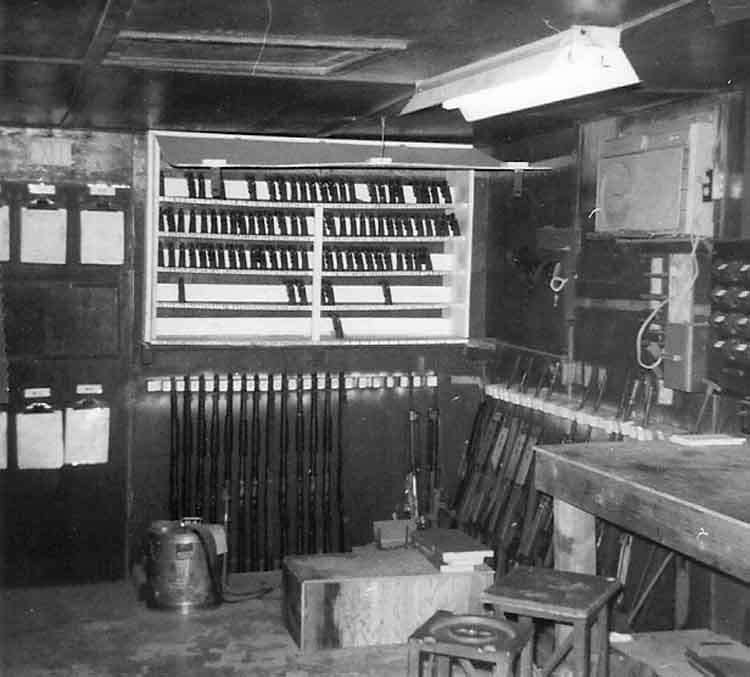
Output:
0,572,408,677
1,569,713,677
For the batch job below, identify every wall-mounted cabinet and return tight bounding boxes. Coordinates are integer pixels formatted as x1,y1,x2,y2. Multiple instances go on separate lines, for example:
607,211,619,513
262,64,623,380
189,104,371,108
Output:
145,131,486,345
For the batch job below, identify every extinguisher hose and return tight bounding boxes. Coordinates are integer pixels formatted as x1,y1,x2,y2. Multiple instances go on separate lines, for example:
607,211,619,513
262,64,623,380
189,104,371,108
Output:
187,526,273,603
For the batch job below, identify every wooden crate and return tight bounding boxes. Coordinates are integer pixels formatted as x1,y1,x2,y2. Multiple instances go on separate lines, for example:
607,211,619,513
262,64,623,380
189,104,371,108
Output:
282,547,493,651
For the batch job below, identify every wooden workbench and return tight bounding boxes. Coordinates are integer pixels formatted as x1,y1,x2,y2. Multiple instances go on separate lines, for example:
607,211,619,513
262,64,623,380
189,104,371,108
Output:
534,439,750,582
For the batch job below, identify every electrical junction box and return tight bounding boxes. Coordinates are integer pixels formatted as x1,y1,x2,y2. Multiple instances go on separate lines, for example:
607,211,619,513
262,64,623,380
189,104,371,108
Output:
595,121,716,236
663,322,708,392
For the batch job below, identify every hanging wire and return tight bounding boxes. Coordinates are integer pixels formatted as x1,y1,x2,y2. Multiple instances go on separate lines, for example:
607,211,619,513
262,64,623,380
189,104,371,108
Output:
251,0,274,76
379,115,387,158
635,233,703,371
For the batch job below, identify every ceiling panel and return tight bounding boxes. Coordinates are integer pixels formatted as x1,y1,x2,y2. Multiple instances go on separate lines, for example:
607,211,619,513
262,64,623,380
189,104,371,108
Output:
0,0,746,142
1,0,107,60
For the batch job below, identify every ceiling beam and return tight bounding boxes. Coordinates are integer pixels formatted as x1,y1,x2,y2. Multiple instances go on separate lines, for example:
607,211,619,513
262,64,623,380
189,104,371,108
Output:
116,30,409,52
619,0,701,29
59,0,138,126
81,0,139,67
315,92,414,137
0,55,83,65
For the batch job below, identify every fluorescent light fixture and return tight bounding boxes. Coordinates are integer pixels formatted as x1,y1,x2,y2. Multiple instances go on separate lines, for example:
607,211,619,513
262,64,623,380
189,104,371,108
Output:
401,26,640,121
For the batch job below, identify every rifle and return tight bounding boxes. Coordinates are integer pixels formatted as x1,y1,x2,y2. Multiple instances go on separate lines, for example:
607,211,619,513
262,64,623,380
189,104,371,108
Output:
264,373,274,570
478,355,535,536
250,374,261,570
237,374,249,570
308,373,319,553
463,355,526,530
208,374,220,524
195,374,207,519
223,373,234,570
582,366,608,443
452,395,491,518
169,377,180,520
563,364,597,444
295,373,305,554
425,378,440,521
337,372,346,551
278,373,289,562
611,370,634,441
404,372,421,522
487,358,559,543
322,373,332,552
498,361,562,567
182,375,193,517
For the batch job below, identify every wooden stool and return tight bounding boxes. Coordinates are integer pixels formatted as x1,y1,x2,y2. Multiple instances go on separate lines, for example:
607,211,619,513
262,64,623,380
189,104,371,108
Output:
480,566,622,677
407,609,533,676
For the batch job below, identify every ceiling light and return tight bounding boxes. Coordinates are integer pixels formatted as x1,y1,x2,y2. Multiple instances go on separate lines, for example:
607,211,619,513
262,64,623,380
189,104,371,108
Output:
401,26,640,121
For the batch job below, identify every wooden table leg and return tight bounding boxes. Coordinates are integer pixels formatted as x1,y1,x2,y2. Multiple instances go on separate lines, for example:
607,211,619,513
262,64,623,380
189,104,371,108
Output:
554,498,597,658
574,619,591,677
596,603,610,677
519,617,534,677
553,498,597,574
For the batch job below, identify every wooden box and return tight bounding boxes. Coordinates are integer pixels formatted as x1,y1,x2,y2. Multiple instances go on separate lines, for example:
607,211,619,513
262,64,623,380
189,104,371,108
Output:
282,547,493,651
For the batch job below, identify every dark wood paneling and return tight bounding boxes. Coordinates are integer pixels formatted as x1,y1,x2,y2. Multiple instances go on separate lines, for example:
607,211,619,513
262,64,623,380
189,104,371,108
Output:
0,127,135,586
483,167,575,355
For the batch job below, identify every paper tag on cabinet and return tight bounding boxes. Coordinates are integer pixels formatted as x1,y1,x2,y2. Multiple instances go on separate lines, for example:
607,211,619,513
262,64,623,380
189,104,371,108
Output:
0,411,7,470
64,407,110,465
16,409,64,469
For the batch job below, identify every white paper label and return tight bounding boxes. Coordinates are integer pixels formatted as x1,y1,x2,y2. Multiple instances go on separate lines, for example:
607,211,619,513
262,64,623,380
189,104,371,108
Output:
354,183,370,202
163,177,189,198
17,410,64,469
20,207,67,264
255,181,270,201
76,384,104,395
24,387,52,399
223,180,249,200
64,407,110,465
88,183,117,196
80,210,125,264
0,205,8,261
28,183,56,196
0,412,6,470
